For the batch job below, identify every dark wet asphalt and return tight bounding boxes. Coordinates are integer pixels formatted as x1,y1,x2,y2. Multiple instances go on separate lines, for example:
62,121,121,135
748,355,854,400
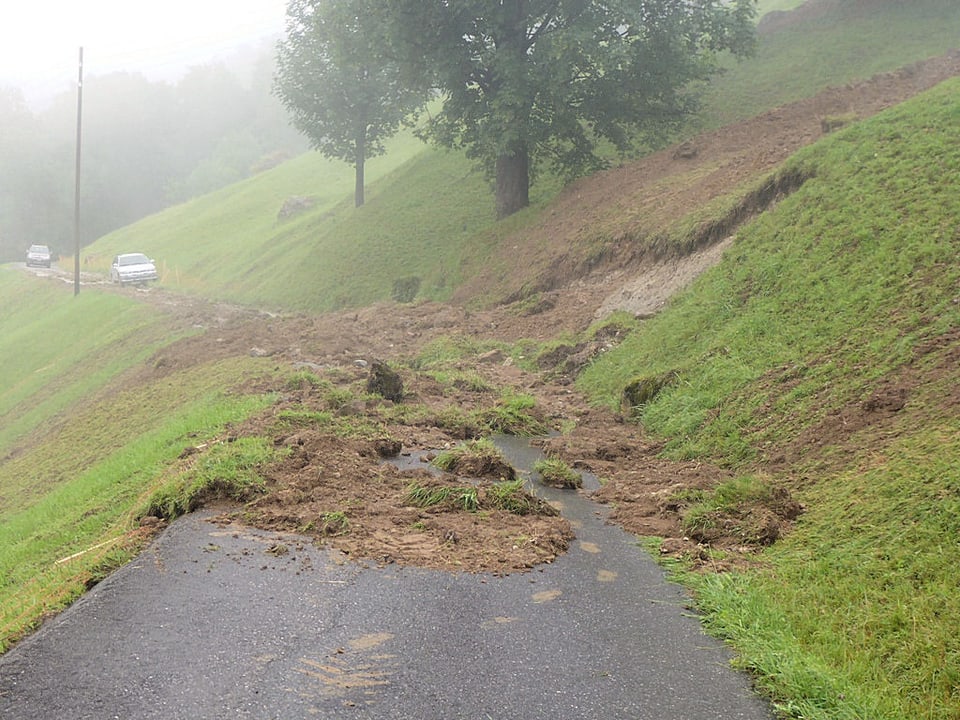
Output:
0,439,774,720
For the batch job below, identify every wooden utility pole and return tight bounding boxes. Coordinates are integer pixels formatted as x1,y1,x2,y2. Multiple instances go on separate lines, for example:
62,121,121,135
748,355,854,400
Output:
74,47,84,296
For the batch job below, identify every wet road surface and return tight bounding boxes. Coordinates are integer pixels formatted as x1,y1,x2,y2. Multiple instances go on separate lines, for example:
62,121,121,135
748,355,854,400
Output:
0,440,773,719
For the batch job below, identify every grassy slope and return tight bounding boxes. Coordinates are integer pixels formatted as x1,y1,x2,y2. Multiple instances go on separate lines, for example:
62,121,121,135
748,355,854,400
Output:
2,0,960,714
580,79,960,720
0,269,177,457
0,272,282,650
79,0,960,315
704,0,960,126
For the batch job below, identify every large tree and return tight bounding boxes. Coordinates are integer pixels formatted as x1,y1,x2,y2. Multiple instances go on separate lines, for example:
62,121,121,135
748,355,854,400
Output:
274,0,427,207
380,0,757,219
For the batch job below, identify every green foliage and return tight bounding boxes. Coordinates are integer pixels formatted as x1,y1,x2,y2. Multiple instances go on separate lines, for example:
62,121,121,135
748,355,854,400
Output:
143,437,279,520
425,368,493,395
431,438,502,473
391,275,421,303
275,408,334,427
275,0,429,206
478,391,549,437
411,335,492,370
486,479,540,515
379,0,757,217
678,475,772,537
284,369,323,390
533,458,582,489
319,511,350,536
403,483,479,512
403,478,543,516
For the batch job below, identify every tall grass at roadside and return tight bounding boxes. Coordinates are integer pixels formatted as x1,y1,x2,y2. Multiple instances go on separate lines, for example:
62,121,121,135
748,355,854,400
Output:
0,388,274,653
0,270,183,456
690,423,960,719
580,79,960,717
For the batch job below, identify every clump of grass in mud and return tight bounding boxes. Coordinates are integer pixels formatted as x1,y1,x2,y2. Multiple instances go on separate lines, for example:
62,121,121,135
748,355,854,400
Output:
404,483,480,512
478,390,549,437
429,406,482,440
142,437,281,521
677,475,799,546
411,336,493,370
319,510,349,536
284,369,322,391
431,438,516,479
403,479,554,517
486,479,555,516
533,458,582,489
427,368,493,394
276,407,334,427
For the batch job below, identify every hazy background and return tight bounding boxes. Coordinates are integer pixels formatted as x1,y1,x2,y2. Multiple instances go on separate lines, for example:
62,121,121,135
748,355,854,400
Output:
0,0,307,262
1,0,288,106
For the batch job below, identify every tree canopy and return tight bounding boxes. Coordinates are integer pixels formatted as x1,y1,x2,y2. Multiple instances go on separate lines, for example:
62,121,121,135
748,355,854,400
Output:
274,0,428,207
379,0,758,218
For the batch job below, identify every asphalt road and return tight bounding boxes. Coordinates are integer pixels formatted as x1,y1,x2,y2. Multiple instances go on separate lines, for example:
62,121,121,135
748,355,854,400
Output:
0,442,774,720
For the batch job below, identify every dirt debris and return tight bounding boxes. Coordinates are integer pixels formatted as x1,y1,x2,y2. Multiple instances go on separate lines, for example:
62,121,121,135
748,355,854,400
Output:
75,44,960,574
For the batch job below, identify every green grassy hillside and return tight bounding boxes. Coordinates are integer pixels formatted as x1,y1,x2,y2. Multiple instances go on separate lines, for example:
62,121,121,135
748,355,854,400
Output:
76,1,960,315
0,271,281,650
581,78,960,719
3,1,960,716
705,0,960,125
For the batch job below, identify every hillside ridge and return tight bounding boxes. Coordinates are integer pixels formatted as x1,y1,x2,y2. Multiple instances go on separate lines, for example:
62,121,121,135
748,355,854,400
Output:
452,48,960,338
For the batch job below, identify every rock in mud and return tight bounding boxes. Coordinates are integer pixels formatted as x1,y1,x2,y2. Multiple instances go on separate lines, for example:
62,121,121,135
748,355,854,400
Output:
366,360,404,402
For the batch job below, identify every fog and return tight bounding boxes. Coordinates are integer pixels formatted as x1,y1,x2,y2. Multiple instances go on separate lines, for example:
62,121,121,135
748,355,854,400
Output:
0,1,307,263
0,0,288,107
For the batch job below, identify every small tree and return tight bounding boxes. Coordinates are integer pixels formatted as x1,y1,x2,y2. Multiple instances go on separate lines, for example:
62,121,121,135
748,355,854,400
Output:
274,0,426,207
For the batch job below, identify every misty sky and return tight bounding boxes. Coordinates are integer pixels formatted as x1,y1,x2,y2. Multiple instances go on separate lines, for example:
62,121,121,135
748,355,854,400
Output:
0,0,288,102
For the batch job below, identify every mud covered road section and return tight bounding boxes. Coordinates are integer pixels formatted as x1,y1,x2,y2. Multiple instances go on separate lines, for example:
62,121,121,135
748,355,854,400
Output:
88,46,960,574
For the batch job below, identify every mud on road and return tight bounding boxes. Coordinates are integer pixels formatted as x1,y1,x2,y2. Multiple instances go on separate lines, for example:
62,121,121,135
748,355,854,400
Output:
47,43,960,574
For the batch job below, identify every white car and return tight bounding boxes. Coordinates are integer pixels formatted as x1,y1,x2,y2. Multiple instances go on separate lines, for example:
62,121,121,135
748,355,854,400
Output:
110,253,158,285
26,244,52,268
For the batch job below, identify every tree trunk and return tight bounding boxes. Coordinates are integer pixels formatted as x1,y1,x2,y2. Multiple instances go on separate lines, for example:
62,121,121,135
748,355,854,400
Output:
494,0,530,220
495,146,529,220
354,125,366,208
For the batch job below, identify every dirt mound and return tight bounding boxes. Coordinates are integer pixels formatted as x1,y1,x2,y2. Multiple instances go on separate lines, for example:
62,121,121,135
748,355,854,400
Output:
108,47,960,574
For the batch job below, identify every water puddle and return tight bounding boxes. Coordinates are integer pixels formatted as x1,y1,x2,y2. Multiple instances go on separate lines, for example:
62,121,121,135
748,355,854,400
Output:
386,434,605,529
389,435,599,489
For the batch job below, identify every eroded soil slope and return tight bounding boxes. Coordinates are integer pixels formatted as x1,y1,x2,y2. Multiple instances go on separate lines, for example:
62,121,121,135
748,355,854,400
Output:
114,46,960,574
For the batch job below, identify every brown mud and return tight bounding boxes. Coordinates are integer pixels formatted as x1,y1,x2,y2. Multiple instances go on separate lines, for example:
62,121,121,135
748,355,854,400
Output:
107,39,960,574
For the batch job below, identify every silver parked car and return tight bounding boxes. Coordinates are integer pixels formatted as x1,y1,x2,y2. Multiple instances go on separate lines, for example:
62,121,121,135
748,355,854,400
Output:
110,253,158,285
26,244,52,268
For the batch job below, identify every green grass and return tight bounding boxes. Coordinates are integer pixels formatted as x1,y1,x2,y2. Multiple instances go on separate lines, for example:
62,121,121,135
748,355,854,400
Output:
82,135,499,312
142,436,282,520
431,438,506,473
580,78,960,718
533,458,583,489
404,483,480,512
580,78,960,458
0,270,285,650
704,0,960,127
0,269,183,457
690,423,960,718
4,3,960,715
0,387,275,652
